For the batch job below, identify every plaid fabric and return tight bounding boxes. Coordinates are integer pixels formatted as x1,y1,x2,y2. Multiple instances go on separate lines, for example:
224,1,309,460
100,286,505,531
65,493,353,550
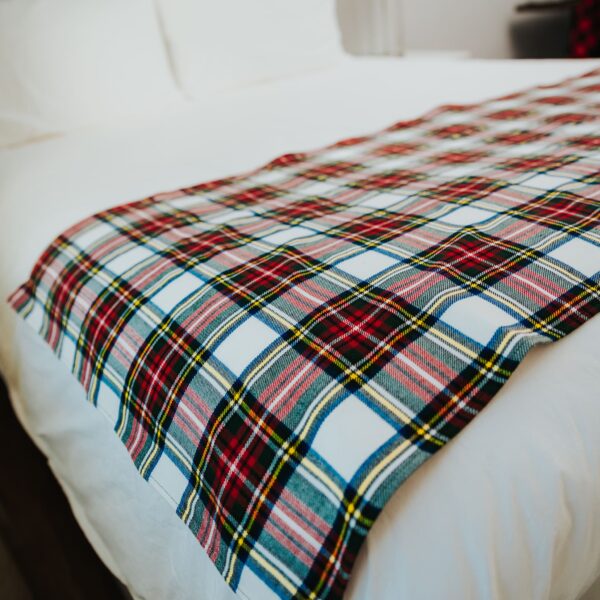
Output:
9,67,600,600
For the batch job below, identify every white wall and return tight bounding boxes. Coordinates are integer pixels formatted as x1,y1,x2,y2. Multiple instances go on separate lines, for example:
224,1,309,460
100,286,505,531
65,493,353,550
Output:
338,0,523,58
402,0,520,58
337,0,404,55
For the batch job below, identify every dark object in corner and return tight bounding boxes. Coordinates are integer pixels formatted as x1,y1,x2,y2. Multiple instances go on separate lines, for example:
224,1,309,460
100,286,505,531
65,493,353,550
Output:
516,1,576,11
513,0,600,58
570,0,600,57
512,1,574,57
0,376,124,599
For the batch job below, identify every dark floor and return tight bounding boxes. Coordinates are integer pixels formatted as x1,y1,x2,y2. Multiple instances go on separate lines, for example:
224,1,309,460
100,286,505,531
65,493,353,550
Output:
0,376,123,599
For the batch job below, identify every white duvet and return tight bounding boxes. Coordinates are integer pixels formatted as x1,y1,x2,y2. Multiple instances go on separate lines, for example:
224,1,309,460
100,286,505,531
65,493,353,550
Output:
1,57,600,600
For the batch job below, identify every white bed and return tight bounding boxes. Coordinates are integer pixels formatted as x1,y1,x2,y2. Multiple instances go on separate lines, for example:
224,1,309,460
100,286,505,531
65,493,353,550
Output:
1,57,600,600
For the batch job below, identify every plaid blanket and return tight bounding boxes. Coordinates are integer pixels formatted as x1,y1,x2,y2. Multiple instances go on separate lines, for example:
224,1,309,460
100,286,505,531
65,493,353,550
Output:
9,67,600,600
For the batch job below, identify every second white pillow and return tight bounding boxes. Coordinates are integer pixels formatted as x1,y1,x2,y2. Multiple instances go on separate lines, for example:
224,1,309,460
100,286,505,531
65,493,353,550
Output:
156,0,345,97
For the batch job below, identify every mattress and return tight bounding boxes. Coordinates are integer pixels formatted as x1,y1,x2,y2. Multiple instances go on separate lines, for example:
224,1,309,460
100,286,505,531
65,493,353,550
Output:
2,57,600,599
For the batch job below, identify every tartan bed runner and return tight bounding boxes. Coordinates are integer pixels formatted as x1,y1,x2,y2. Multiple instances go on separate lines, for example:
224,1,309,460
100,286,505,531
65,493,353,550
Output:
9,68,600,599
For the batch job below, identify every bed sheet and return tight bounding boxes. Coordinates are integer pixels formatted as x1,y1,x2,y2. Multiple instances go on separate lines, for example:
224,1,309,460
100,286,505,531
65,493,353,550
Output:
2,57,600,599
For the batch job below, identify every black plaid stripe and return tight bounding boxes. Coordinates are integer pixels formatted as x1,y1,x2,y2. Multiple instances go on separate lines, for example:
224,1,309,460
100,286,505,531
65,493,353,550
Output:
508,190,600,234
324,211,429,249
261,196,347,226
188,384,307,562
421,176,509,205
287,284,436,392
163,226,256,270
410,230,540,291
498,154,581,173
211,247,329,313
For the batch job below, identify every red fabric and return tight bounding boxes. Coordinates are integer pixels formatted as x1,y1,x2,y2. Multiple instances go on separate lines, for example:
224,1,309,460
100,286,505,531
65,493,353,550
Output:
571,0,600,58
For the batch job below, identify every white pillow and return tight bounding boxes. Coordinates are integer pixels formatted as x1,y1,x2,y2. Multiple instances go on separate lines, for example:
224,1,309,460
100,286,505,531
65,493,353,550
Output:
0,0,180,147
156,0,345,97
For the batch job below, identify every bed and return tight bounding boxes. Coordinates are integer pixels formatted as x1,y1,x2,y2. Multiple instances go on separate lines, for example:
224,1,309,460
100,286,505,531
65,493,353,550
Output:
1,52,600,599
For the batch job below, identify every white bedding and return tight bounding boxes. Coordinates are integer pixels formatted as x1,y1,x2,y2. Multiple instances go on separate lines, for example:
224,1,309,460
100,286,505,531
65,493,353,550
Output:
2,57,600,599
